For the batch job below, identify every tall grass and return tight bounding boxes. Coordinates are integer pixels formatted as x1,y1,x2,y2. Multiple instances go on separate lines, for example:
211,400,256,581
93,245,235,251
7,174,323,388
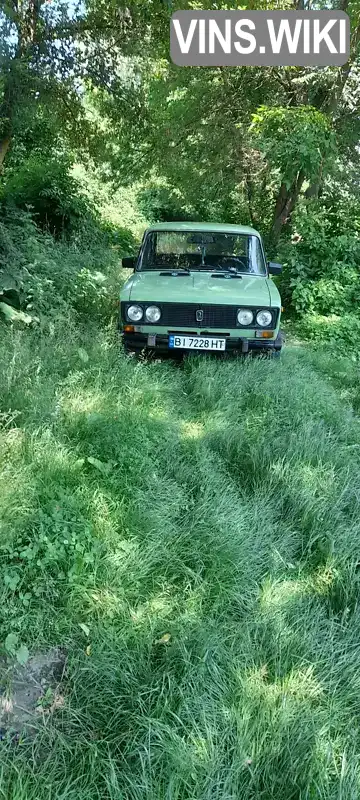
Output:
1,318,360,798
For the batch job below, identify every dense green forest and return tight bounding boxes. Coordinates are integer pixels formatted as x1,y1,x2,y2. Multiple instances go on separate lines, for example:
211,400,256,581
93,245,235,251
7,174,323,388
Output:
1,1,360,798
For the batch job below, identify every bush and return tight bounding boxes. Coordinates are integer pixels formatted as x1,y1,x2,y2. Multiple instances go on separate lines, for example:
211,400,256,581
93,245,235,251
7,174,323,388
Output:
136,183,196,223
71,267,116,318
0,207,131,325
296,312,360,350
96,220,138,253
0,156,93,237
277,197,360,317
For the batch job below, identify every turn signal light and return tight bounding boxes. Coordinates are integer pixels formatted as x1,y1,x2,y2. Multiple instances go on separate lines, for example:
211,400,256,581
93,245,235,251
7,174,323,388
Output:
258,330,274,339
124,325,134,333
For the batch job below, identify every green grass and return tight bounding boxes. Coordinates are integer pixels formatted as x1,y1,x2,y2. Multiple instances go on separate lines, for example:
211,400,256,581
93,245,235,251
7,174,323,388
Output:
2,318,360,798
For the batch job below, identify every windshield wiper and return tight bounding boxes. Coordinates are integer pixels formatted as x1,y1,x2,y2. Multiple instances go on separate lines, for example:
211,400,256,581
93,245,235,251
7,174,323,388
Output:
157,267,191,275
210,265,243,275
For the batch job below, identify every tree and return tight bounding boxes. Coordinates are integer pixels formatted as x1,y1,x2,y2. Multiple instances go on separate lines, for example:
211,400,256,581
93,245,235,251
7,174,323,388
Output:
0,0,169,170
0,0,90,168
93,0,360,242
251,105,337,243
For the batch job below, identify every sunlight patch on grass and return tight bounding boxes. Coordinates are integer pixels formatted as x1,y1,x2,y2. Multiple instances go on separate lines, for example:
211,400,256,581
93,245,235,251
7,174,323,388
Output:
0,426,25,454
180,420,205,439
88,489,126,542
82,587,127,620
106,538,139,568
241,664,323,706
189,735,212,764
131,588,176,625
260,577,309,612
260,566,337,613
61,389,107,415
293,460,336,495
0,473,35,529
0,436,36,531
31,436,77,471
146,404,173,421
130,583,206,629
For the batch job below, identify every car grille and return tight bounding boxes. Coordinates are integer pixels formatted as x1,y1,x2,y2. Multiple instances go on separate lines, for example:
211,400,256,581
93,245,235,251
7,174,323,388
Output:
159,303,238,328
121,302,279,329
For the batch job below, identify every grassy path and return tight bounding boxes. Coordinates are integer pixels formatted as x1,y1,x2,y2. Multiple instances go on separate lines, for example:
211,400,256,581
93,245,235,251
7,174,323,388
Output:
1,324,360,799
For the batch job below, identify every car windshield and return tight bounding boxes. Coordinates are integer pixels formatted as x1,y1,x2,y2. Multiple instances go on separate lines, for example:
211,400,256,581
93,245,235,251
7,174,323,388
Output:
138,231,266,275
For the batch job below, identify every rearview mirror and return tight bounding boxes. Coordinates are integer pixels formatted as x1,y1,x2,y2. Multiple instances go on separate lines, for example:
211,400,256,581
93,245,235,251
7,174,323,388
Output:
122,256,136,270
268,261,282,275
187,233,215,245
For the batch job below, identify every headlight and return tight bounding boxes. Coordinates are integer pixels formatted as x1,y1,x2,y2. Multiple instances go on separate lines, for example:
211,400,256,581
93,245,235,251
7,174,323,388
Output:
127,304,143,322
256,310,272,327
145,305,161,323
237,309,254,326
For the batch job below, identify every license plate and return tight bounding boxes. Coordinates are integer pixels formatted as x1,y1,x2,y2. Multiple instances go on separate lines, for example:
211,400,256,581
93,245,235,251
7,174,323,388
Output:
169,335,226,351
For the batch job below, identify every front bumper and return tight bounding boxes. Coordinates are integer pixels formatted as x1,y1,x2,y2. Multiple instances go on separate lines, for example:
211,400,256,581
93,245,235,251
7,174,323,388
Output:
121,331,284,354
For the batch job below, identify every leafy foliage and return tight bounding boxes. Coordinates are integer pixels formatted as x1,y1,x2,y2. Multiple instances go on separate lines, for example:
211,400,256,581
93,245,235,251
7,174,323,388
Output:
136,182,197,222
297,312,360,348
1,156,93,236
277,192,360,324
251,105,336,188
0,204,136,324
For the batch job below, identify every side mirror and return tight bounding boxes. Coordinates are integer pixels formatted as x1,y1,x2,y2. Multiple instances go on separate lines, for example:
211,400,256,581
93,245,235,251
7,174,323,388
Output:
122,256,136,270
268,261,282,275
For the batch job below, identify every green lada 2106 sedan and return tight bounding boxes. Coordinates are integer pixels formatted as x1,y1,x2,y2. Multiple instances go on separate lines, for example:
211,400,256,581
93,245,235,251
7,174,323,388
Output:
119,222,284,356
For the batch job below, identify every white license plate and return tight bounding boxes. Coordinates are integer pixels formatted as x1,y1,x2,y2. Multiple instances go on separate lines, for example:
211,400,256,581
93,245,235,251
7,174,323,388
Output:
169,335,226,351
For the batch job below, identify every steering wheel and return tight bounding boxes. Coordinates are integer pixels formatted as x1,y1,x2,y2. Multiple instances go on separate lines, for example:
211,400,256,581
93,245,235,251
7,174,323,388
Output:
220,256,245,267
217,256,247,269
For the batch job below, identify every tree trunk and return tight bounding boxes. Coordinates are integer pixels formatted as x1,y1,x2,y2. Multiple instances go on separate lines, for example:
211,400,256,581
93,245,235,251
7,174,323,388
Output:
304,180,321,200
304,160,323,200
270,170,305,244
0,135,11,168
0,72,15,171
244,173,255,227
0,61,18,170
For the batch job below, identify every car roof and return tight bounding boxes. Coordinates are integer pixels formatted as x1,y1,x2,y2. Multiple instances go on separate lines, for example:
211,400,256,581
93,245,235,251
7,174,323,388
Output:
146,221,261,237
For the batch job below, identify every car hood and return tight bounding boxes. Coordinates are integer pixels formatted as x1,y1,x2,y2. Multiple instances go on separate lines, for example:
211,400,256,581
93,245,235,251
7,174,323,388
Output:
124,271,275,306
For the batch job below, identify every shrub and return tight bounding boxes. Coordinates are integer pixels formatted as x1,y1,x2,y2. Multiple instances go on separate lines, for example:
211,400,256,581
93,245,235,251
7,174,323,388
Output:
0,156,93,237
136,183,196,223
277,197,360,317
0,207,131,324
296,312,360,351
95,220,138,253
